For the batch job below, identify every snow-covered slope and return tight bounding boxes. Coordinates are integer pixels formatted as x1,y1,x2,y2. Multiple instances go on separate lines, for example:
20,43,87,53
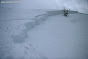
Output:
29,14,88,59
0,9,88,59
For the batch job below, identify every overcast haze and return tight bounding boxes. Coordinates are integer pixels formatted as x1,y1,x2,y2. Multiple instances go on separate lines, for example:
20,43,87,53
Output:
0,0,88,13
19,0,88,13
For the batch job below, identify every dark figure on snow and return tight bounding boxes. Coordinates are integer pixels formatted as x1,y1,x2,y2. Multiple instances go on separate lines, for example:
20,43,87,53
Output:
62,8,69,17
64,10,68,16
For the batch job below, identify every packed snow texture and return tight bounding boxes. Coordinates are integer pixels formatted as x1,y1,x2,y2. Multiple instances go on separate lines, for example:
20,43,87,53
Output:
0,8,88,59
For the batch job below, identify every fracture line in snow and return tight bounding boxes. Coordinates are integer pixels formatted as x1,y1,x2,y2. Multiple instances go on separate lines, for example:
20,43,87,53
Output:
11,12,49,43
11,11,62,44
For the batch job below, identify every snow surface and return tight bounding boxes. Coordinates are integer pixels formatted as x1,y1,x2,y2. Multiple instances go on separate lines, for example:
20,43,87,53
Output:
0,8,88,59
